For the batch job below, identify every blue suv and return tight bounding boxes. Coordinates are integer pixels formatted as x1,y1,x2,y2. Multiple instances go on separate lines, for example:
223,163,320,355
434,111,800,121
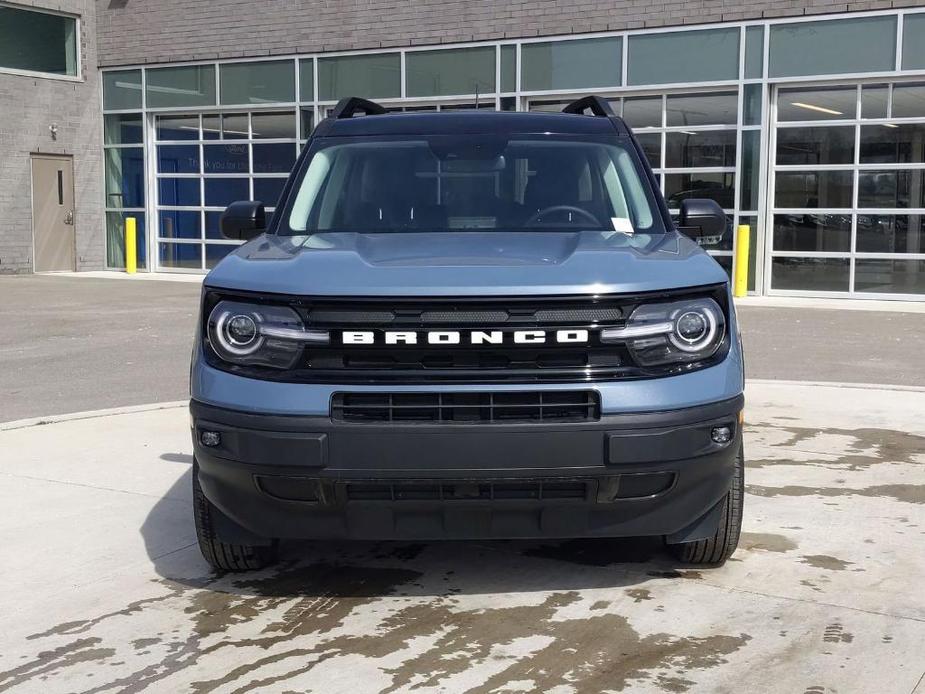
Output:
190,96,745,572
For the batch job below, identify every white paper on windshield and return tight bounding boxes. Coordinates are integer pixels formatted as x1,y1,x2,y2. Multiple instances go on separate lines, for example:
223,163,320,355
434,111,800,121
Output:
611,217,634,235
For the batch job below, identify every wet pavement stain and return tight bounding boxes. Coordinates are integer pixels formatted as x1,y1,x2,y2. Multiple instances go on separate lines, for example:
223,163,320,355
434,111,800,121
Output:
739,532,798,553
625,588,654,603
0,638,116,691
799,555,855,571
746,483,925,505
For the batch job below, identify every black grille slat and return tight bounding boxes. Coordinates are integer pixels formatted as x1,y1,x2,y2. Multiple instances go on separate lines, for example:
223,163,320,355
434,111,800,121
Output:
332,391,599,424
345,479,590,502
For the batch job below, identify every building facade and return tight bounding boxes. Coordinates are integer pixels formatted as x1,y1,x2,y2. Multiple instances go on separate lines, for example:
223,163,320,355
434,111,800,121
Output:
2,0,925,299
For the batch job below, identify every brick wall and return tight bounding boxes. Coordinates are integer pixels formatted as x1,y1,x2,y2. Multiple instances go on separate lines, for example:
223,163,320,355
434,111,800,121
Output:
96,0,900,67
0,0,102,273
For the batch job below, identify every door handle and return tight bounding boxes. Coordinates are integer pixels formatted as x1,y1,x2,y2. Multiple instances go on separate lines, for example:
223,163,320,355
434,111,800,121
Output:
64,210,74,225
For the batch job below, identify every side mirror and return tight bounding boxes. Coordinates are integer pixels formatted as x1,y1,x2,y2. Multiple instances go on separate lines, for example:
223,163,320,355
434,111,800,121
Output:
220,200,265,241
677,198,726,241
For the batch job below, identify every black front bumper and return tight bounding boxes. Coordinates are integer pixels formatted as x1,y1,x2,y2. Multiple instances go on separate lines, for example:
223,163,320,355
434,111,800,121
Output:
191,395,743,542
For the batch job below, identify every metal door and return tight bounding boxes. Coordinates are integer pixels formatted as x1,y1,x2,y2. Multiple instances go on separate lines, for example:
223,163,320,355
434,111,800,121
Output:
31,154,76,272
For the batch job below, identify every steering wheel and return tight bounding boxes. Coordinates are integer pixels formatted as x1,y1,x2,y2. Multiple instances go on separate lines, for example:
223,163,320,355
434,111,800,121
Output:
524,205,601,227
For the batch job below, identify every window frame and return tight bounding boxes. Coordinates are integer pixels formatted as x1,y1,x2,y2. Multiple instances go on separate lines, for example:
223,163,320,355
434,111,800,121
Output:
0,2,81,81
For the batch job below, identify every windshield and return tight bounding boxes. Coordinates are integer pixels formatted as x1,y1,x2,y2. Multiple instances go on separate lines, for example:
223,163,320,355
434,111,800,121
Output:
282,134,666,235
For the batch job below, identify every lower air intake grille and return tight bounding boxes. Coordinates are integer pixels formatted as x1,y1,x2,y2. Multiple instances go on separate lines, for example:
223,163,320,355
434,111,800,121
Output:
332,390,600,424
345,479,590,502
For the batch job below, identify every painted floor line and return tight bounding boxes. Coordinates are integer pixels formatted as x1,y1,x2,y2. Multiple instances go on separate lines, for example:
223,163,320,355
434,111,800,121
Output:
0,401,188,431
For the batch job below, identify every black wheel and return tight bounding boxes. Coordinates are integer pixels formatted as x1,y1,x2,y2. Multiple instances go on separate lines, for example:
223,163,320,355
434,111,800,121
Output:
669,443,744,567
193,459,278,572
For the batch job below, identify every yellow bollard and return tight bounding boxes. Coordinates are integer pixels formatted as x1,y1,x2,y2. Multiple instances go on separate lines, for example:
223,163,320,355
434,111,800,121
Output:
125,216,137,274
733,224,750,297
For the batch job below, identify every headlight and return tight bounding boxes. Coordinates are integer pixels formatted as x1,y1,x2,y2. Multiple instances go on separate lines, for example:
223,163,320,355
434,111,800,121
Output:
206,300,328,369
600,297,725,367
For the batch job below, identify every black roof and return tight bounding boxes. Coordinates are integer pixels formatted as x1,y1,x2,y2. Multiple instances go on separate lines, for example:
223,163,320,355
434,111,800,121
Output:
314,109,631,138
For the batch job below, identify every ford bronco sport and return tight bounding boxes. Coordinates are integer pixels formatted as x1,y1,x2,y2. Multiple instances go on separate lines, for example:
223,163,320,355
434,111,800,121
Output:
190,96,745,572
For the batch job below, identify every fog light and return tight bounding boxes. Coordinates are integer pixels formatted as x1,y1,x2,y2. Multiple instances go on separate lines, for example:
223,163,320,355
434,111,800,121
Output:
711,426,732,444
200,430,221,447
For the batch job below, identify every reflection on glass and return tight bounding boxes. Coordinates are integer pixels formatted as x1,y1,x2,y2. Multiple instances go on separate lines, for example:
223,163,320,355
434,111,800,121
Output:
299,58,314,101
501,45,516,93
776,126,854,165
222,114,249,140
159,210,201,240
220,60,295,105
252,143,296,173
858,170,925,209
665,130,736,168
300,108,314,138
156,115,199,141
860,123,925,164
743,84,762,126
158,178,200,207
319,53,401,100
777,87,856,121
666,92,737,126
855,260,925,294
773,213,851,252
665,173,735,209
634,132,661,168
856,214,925,253
744,26,764,80
204,178,249,207
774,171,853,209
203,143,249,174
103,70,142,111
254,177,287,206
861,85,889,119
105,148,145,208
252,111,296,139
621,97,661,128
521,37,622,91
890,83,925,119
104,114,143,145
202,115,221,140
627,28,739,85
205,211,225,240
159,242,202,270
406,47,495,97
157,145,200,174
771,257,849,291
146,65,216,108
740,131,760,212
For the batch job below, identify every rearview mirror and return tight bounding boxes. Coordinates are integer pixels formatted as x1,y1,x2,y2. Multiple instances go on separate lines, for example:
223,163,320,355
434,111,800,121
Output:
677,199,726,242
220,200,266,241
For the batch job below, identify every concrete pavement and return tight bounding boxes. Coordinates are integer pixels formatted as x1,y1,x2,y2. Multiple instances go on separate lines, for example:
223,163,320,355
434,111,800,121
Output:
0,381,922,693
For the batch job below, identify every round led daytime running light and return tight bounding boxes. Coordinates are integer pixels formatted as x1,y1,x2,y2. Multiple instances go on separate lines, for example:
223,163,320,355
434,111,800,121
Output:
214,310,264,356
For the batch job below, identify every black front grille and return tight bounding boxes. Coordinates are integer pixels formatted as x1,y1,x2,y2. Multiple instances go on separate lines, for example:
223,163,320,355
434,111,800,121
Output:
332,390,600,424
344,479,590,502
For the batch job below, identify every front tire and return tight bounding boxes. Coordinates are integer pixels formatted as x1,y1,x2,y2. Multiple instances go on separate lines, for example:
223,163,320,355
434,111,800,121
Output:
193,459,278,572
669,443,744,567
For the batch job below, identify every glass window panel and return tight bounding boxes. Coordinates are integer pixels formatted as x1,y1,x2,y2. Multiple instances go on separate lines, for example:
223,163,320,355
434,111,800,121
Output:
220,60,294,105
627,28,739,85
103,70,142,110
665,173,735,209
301,108,314,138
501,45,516,93
744,26,764,80
500,96,516,112
860,123,925,164
222,113,249,139
667,93,737,127
859,170,925,209
771,257,850,291
252,143,296,173
156,115,199,141
901,13,925,71
254,177,287,206
665,130,736,168
406,47,495,97
104,148,145,208
203,143,249,174
157,145,200,174
146,65,216,108
202,114,221,140
299,58,314,101
251,111,296,139
106,212,146,270
776,126,855,165
861,85,889,119
712,254,733,282
634,132,661,169
743,84,762,126
855,259,925,294
158,178,200,207
740,130,760,212
769,16,896,78
622,97,662,129
857,214,925,253
0,6,77,76
521,37,622,91
205,211,224,240
204,178,249,207
104,114,143,145
775,171,853,209
773,213,851,252
319,53,401,100
206,244,237,269
890,83,925,119
528,99,572,113
777,87,856,122
159,210,201,240
159,242,202,270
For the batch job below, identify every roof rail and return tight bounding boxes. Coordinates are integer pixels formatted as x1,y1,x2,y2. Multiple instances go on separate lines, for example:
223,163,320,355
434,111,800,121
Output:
329,97,388,119
561,96,616,117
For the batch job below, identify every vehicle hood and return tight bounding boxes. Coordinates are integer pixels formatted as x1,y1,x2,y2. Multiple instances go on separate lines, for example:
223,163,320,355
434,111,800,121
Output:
204,230,728,296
